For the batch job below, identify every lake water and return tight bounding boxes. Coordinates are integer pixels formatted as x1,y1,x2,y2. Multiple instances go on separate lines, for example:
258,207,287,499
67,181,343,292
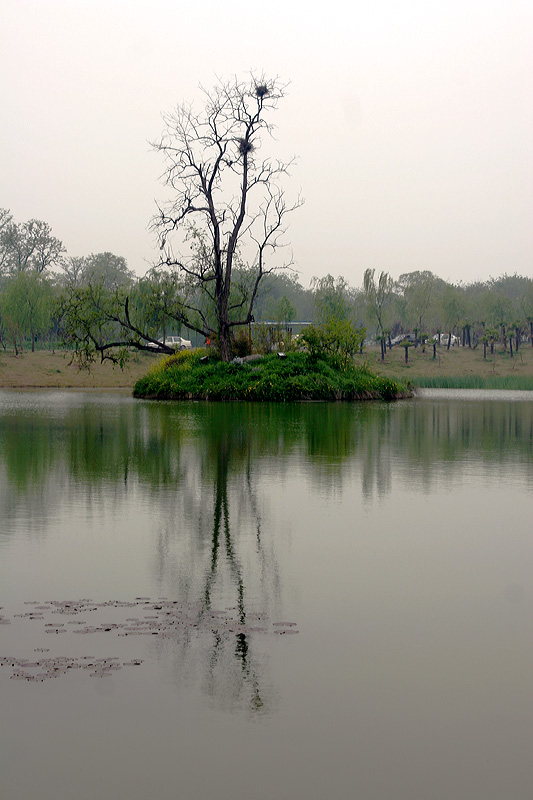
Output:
0,389,531,800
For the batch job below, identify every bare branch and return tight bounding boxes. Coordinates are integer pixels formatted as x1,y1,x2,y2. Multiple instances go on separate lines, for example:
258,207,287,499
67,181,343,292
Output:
150,74,301,359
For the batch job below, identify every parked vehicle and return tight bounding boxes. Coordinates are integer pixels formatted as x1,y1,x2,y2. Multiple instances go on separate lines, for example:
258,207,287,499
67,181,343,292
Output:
148,336,192,350
432,334,460,346
162,336,192,350
390,334,415,346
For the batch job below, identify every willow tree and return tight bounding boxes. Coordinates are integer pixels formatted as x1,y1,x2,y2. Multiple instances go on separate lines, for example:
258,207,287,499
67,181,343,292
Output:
363,268,392,360
152,75,301,361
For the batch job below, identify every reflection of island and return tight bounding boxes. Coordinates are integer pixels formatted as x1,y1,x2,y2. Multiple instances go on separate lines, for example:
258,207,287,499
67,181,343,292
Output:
2,393,531,506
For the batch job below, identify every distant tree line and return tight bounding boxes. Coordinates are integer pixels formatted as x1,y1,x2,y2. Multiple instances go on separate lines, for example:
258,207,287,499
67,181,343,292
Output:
360,268,533,360
1,206,532,361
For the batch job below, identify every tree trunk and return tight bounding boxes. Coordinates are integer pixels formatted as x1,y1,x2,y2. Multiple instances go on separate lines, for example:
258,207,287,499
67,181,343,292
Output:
447,331,452,350
219,322,232,361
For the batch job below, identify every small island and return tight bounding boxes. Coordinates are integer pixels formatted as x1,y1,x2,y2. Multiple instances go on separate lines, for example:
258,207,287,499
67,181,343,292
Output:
133,349,412,402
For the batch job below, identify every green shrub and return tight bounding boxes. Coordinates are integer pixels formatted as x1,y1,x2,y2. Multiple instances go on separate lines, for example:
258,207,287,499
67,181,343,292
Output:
301,320,366,368
232,328,251,357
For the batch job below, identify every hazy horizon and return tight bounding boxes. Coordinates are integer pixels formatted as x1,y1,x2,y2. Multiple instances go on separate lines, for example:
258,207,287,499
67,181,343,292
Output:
2,1,532,288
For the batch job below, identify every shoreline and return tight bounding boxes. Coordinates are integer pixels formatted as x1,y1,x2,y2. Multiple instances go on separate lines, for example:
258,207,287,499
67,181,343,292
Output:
0,350,156,389
1,347,532,391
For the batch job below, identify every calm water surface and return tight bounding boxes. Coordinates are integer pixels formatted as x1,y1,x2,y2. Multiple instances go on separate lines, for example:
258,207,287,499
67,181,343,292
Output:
0,390,531,800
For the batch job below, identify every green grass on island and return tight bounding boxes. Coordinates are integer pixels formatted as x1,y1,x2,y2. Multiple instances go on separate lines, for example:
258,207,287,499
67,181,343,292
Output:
133,349,412,402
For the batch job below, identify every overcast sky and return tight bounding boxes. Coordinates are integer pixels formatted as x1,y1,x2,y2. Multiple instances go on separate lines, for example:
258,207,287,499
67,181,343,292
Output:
2,0,532,288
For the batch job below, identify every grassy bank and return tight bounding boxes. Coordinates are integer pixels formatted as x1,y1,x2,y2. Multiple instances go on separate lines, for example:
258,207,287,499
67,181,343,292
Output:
133,350,411,401
0,349,158,388
359,342,533,391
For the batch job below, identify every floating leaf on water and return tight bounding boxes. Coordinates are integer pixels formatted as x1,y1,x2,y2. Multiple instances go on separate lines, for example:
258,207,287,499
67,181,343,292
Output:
4,596,298,685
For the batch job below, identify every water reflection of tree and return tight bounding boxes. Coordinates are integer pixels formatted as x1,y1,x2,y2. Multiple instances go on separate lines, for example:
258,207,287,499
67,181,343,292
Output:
152,405,286,715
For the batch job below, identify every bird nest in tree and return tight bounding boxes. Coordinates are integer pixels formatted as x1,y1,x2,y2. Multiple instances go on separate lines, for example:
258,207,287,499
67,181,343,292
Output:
237,138,254,156
255,84,269,98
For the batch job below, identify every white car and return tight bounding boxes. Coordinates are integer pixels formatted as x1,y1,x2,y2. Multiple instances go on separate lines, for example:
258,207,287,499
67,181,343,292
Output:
160,336,192,350
390,334,415,346
432,334,460,346
147,335,192,350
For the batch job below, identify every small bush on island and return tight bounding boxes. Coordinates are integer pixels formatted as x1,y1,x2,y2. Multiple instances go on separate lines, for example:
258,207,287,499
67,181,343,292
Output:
301,320,365,369
133,349,412,402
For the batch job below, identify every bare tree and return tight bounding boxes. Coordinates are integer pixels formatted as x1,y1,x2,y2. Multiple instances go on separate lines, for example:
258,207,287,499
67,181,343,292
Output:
152,75,302,361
